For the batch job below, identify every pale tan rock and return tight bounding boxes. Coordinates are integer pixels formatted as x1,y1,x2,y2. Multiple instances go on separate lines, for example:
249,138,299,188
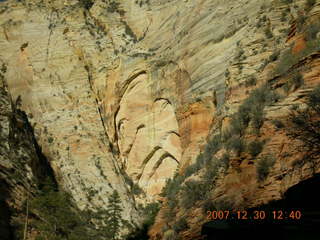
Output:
1,0,320,238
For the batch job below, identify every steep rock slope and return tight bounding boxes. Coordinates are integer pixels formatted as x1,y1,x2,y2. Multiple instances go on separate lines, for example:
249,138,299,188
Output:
0,0,320,239
148,0,320,239
0,0,140,224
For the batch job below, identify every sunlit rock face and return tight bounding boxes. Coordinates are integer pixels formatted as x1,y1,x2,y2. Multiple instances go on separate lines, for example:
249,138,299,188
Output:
0,0,257,224
0,0,227,227
102,61,215,201
115,72,181,198
2,0,320,239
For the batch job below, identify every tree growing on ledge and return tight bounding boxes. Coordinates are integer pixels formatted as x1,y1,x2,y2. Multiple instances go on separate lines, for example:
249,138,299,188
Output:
287,85,320,166
106,190,123,240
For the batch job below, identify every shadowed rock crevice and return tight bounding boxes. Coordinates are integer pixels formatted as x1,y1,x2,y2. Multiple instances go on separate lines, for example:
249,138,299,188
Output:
0,180,13,240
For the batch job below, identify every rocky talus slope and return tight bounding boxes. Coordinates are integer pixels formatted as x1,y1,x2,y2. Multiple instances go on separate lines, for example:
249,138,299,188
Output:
1,0,320,239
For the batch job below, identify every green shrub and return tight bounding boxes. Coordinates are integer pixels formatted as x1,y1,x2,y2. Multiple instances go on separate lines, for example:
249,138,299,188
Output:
80,0,94,10
274,29,320,75
225,69,230,78
180,180,209,209
184,163,200,178
269,50,280,62
265,28,273,39
297,15,307,32
247,140,264,157
230,112,249,136
123,172,134,188
305,0,316,10
163,229,177,240
245,75,257,87
123,21,137,42
229,84,278,136
160,175,183,200
306,23,320,41
202,158,219,183
204,134,222,160
167,198,178,210
274,48,297,76
202,199,216,214
291,72,304,89
132,183,143,196
236,49,245,59
286,85,320,164
256,155,276,181
173,218,188,233
142,202,160,225
284,72,304,92
262,15,267,22
308,84,320,112
226,137,245,156
259,59,268,71
256,21,262,28
271,119,285,129
276,36,320,76
303,39,320,55
251,106,264,131
185,134,223,178
220,153,230,170
107,0,120,12
163,207,176,222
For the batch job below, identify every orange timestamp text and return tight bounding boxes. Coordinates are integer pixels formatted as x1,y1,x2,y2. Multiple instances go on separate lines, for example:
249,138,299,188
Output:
206,210,302,220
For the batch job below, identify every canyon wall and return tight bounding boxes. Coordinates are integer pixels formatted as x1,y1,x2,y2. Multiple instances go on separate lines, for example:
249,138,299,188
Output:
1,0,320,239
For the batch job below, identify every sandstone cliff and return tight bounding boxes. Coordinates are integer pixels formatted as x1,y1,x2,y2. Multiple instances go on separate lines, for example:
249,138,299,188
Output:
1,0,320,239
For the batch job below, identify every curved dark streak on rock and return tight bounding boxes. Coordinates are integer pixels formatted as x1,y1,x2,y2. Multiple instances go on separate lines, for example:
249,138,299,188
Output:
113,71,147,153
148,152,179,180
136,146,162,182
117,118,128,132
136,124,146,132
123,124,146,158
113,106,121,156
154,97,172,105
168,130,180,137
126,79,142,95
119,70,147,98
141,146,162,168
153,98,172,113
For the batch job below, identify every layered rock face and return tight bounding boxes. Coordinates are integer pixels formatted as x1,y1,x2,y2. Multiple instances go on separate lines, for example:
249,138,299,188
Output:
0,0,217,207
1,0,320,239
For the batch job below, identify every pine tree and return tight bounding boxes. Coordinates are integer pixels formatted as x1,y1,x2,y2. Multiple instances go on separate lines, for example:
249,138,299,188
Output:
106,190,123,240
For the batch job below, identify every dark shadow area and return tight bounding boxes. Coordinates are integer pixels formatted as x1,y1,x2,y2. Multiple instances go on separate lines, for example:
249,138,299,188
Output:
126,223,150,240
10,108,58,189
0,106,59,240
0,179,13,240
202,174,320,240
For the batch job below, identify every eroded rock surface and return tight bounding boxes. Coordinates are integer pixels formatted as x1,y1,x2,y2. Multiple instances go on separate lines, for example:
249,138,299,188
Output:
1,0,320,239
